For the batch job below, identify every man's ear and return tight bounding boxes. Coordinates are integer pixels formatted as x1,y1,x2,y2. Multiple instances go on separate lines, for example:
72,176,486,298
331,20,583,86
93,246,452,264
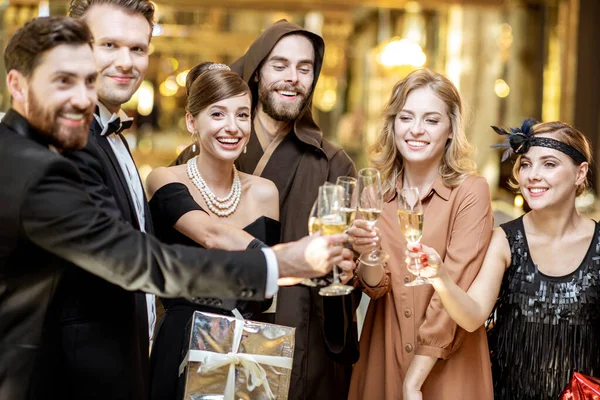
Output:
7,70,28,105
254,71,259,83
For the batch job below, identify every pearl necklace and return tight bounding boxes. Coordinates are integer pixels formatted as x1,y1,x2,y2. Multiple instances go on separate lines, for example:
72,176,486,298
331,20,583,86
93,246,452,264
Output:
186,156,241,217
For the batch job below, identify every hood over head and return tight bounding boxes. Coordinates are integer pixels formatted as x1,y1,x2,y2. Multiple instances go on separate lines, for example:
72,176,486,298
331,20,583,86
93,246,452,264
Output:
230,19,325,148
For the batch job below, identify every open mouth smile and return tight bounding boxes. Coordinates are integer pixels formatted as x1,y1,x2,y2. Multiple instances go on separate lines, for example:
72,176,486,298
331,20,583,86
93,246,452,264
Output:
405,139,429,150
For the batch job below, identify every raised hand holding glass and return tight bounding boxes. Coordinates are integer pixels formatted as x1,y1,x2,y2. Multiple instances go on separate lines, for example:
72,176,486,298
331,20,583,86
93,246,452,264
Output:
398,187,430,286
356,168,388,265
317,184,354,296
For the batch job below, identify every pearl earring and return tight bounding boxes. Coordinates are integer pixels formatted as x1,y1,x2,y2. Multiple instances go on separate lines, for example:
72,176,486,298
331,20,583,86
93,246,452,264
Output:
244,146,247,154
191,131,198,153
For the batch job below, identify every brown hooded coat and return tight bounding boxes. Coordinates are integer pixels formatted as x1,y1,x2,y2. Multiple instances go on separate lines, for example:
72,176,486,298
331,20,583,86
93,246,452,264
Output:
173,20,360,400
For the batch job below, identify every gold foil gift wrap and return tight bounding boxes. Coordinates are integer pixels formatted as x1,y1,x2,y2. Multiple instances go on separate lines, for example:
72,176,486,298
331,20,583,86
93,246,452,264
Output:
178,310,295,400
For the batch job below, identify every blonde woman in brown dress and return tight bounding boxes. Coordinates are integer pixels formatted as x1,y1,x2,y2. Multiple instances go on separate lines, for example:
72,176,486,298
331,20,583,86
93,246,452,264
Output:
347,69,494,400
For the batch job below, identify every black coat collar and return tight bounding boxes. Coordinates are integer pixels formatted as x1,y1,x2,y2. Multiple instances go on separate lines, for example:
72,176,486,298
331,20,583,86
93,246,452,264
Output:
1,108,51,148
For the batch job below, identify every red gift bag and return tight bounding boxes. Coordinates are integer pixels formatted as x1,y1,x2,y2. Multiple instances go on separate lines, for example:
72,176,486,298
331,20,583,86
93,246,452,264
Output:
560,372,600,400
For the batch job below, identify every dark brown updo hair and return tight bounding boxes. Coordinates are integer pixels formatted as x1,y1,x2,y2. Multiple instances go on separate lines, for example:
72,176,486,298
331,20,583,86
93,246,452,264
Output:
510,121,593,196
185,62,251,116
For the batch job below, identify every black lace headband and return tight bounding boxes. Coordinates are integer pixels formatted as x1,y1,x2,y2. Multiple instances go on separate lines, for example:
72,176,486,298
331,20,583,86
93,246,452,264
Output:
491,118,587,164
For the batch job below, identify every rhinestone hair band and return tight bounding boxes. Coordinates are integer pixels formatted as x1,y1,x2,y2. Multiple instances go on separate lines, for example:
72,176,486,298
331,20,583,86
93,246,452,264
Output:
207,63,230,71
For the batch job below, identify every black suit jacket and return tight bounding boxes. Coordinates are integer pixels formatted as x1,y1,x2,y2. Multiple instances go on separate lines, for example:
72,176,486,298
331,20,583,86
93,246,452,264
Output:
0,109,268,400
61,116,154,399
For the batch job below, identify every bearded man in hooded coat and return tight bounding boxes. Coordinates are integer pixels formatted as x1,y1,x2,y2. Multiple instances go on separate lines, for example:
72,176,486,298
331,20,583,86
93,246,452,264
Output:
173,19,360,400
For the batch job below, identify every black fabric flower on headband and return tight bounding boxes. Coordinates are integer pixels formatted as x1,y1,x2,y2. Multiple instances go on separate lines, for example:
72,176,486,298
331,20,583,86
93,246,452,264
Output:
490,118,538,161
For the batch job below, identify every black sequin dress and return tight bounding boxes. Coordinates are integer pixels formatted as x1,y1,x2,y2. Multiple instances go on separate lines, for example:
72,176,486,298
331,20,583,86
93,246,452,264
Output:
148,182,280,400
488,216,600,400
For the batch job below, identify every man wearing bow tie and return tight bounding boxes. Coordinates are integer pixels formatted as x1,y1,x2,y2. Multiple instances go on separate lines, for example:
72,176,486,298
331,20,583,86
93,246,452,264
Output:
62,0,158,398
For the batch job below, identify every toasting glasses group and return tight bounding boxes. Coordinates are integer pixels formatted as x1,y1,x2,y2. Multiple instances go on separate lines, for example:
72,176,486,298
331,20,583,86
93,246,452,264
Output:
305,168,430,296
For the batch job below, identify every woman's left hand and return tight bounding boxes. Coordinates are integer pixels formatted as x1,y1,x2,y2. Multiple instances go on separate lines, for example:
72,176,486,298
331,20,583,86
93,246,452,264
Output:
405,243,443,279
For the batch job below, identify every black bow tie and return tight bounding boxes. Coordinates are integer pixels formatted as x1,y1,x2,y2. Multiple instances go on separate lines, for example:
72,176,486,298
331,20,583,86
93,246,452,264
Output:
104,117,133,136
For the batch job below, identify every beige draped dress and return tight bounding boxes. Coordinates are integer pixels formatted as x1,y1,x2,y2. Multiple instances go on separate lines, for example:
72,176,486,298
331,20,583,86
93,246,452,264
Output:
349,175,495,400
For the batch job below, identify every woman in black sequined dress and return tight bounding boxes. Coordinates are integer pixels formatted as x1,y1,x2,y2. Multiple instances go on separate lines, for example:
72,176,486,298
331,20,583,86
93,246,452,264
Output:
145,63,281,400
406,120,599,399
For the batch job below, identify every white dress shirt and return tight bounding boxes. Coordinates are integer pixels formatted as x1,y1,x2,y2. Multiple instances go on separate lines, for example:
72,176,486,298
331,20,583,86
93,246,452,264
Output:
95,104,157,345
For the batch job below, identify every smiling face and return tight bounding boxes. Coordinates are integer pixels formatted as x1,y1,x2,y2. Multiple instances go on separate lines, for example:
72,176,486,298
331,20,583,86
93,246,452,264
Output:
19,43,97,150
394,86,453,169
84,4,150,113
257,34,315,122
188,93,252,162
517,136,588,210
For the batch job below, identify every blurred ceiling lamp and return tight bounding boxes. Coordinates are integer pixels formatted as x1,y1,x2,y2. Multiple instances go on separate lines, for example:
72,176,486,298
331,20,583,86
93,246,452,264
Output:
376,2,427,69
161,57,179,73
377,37,426,68
494,79,510,98
445,6,463,89
403,1,425,46
137,81,154,116
313,76,338,112
152,24,164,37
305,12,324,36
514,194,524,209
176,70,189,87
159,76,179,97
38,0,49,16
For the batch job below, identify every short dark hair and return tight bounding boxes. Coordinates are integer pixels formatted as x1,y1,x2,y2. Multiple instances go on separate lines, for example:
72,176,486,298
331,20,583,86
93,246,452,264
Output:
69,0,154,30
186,62,251,117
4,16,93,77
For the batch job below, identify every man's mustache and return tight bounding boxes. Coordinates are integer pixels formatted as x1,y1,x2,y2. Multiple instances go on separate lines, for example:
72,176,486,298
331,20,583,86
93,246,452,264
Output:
271,84,307,97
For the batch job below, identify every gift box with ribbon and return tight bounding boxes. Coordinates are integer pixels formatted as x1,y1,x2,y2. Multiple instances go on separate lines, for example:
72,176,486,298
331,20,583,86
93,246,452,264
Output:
178,309,295,400
560,372,600,400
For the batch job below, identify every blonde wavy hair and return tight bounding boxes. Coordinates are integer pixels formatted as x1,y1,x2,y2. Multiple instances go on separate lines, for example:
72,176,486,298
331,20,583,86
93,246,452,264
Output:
370,69,476,197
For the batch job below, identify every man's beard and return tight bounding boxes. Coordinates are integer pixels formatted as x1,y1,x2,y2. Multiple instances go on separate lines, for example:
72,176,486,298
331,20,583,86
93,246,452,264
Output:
28,88,93,151
258,81,311,122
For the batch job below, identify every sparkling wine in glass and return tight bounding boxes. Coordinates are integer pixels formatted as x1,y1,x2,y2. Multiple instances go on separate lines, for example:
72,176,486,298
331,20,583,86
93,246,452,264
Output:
356,168,388,264
317,184,354,296
336,176,357,228
300,201,321,287
398,187,430,286
308,201,321,236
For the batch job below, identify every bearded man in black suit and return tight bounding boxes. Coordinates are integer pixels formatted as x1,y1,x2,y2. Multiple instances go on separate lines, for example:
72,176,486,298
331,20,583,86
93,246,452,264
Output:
0,16,354,400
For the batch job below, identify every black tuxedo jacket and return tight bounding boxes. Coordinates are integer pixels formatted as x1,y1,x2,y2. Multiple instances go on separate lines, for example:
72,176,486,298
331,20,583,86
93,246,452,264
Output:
61,116,154,399
0,109,268,400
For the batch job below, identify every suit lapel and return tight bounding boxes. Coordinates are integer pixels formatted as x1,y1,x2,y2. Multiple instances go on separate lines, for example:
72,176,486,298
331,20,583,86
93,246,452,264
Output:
91,120,140,229
114,131,154,234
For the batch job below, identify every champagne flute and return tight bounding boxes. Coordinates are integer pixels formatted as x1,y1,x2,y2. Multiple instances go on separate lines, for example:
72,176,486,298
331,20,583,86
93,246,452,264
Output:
398,187,430,286
302,183,335,287
317,184,354,296
356,168,387,264
308,199,321,236
300,201,320,287
336,176,357,229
